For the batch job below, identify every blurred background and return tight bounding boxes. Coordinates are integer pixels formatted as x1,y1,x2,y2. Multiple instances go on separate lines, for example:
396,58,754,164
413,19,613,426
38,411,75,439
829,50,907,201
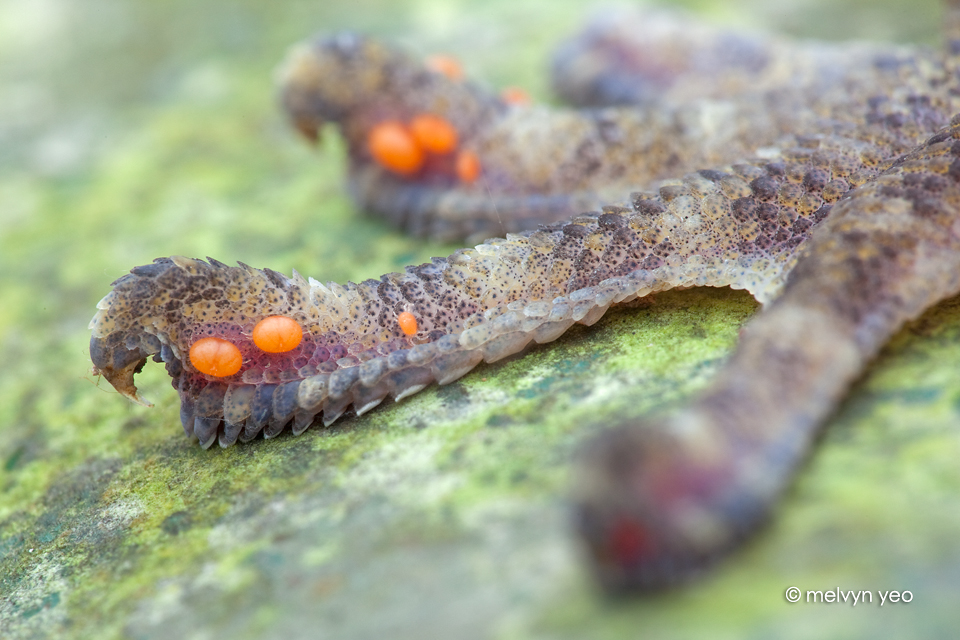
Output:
0,1,955,639
0,0,943,176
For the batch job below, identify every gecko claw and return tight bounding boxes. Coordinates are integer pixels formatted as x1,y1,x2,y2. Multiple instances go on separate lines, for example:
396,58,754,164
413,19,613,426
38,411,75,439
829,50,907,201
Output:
89,334,153,407
277,43,331,144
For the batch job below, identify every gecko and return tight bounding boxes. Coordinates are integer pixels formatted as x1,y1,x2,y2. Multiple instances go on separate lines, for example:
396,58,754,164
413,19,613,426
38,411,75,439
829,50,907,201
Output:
89,3,960,593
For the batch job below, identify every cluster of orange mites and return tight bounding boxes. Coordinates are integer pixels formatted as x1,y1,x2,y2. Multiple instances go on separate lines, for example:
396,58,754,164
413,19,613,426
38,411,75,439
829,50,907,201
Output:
367,115,480,183
188,315,303,378
188,312,420,378
366,55,530,184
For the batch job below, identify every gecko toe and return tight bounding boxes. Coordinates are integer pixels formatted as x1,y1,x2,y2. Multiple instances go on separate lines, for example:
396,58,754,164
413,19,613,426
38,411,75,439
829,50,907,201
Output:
90,334,152,407
572,419,749,593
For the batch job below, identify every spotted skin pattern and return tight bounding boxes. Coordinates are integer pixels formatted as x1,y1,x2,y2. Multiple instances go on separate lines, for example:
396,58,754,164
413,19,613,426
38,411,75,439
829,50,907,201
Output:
91,4,960,592
280,12,953,241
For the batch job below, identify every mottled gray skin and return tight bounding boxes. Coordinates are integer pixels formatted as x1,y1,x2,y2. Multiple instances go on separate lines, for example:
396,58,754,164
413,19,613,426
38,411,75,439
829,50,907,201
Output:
91,5,960,592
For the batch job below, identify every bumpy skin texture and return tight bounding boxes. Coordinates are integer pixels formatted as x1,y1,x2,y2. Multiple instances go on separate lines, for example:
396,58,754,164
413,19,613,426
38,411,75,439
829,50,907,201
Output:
91,6,960,592
280,15,950,241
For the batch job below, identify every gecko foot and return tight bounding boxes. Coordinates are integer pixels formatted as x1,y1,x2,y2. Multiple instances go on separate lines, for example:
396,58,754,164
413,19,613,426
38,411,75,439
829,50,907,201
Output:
573,416,769,593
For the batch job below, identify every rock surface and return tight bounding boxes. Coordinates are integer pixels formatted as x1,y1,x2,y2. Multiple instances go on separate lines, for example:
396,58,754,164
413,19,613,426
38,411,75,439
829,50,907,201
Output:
1,0,958,638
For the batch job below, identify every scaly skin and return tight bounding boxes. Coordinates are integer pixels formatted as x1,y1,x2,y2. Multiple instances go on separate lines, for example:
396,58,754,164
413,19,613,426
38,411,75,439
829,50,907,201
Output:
91,6,960,592
574,122,960,590
279,14,950,240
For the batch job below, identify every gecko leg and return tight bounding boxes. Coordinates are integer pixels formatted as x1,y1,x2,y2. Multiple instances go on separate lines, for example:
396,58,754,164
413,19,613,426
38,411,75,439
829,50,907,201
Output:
574,122,960,592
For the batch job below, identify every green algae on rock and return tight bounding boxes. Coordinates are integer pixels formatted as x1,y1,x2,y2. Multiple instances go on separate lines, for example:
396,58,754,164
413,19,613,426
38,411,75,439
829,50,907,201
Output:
4,0,960,638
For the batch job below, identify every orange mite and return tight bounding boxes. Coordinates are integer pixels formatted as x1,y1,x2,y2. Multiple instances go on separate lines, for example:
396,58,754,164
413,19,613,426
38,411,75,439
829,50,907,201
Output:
252,315,303,353
189,337,243,377
500,86,531,105
368,121,425,176
397,311,418,336
425,54,464,81
455,150,481,184
409,114,458,154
